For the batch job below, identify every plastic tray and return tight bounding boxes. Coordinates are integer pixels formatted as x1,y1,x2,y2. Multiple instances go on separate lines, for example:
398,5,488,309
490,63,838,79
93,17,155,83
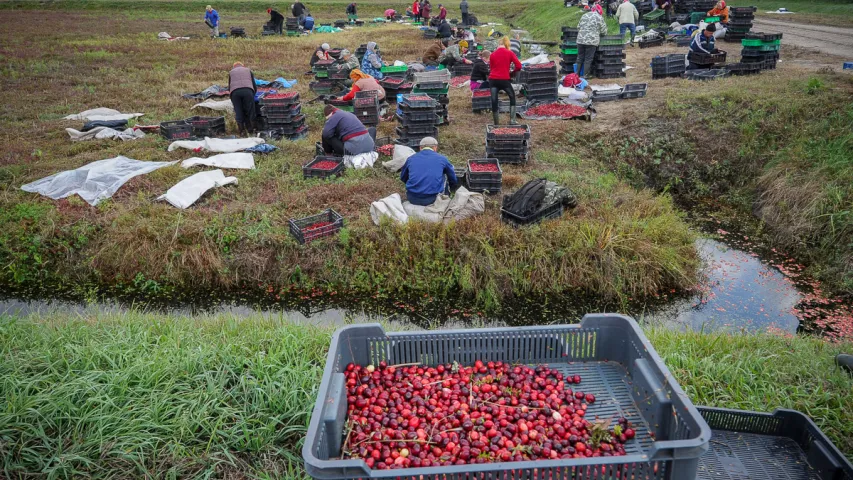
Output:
486,124,531,141
729,6,757,14
597,43,627,53
639,37,665,48
395,122,438,136
400,94,437,108
600,34,627,46
697,407,853,480
304,316,711,479
465,176,502,194
745,32,783,41
381,65,408,73
289,209,344,245
683,69,731,80
501,198,564,226
184,116,226,137
396,109,439,125
488,151,529,164
303,156,345,180
621,83,648,99
159,120,193,140
413,69,452,84
466,158,503,182
688,50,727,64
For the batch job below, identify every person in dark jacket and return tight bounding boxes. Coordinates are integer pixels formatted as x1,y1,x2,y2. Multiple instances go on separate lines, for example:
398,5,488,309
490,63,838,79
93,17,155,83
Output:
346,2,358,21
470,49,490,91
400,137,459,206
267,8,285,33
228,62,257,136
310,43,331,67
292,1,306,26
437,19,453,42
422,40,444,65
321,105,375,156
459,0,469,26
688,24,717,69
421,0,432,22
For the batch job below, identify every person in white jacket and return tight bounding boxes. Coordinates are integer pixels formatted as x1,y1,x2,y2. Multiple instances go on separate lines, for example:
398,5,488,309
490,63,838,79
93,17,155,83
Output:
615,0,639,45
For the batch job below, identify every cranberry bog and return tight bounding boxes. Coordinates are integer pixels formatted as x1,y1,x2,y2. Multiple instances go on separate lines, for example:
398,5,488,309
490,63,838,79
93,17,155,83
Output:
304,315,710,480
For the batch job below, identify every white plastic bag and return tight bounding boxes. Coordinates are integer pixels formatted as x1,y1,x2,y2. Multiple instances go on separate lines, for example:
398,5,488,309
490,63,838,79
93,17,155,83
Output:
158,170,238,209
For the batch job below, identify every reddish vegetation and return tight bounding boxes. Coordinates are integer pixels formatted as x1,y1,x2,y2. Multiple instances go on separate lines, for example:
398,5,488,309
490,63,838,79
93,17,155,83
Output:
527,62,557,69
264,92,298,99
526,104,588,118
376,144,395,156
303,221,333,232
492,127,527,136
469,162,500,172
451,76,471,87
343,360,634,470
312,160,340,171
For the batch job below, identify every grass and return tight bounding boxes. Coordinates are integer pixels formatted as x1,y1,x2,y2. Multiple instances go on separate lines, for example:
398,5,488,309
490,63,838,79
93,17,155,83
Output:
750,0,853,27
0,8,697,310
0,311,851,478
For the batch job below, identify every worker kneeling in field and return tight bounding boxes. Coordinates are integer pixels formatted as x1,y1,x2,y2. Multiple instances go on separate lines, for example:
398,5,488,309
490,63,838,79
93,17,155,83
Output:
311,43,331,67
337,49,360,71
399,137,459,206
228,62,257,136
688,24,717,69
439,40,473,69
267,7,285,33
321,105,376,156
337,69,386,102
423,40,444,66
470,49,490,91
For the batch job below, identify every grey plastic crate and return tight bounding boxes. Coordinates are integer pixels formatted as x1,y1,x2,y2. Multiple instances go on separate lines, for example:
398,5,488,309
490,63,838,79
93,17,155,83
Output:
303,315,711,480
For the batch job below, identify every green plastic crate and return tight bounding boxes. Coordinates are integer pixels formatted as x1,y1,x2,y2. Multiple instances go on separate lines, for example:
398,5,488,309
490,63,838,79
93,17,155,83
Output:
286,31,301,37
741,38,762,46
759,44,780,51
338,105,354,112
690,11,706,23
705,15,720,23
762,39,781,45
381,65,408,73
562,47,579,55
412,22,423,25
314,71,329,78
413,85,450,95
643,9,665,20
476,45,484,50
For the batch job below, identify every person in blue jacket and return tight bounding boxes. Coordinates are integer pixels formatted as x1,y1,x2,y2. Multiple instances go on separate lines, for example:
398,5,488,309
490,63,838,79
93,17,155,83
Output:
400,137,459,206
205,5,220,38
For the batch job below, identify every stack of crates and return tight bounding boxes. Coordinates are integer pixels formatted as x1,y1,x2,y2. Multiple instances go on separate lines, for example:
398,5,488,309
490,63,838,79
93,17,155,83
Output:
465,158,502,194
413,69,451,125
726,6,756,42
380,64,409,80
593,36,626,78
485,124,530,165
379,77,413,99
740,32,781,70
311,59,337,93
395,94,439,149
651,53,687,79
519,62,559,103
677,0,716,14
285,17,300,36
560,27,579,75
353,91,380,127
354,44,381,63
258,92,308,140
687,49,727,69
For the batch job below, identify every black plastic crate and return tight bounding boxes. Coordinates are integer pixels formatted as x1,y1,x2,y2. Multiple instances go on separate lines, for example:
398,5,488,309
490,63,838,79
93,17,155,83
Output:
287,125,309,141
652,53,687,65
466,158,502,187
264,116,307,134
745,32,782,41
729,6,757,14
674,35,692,47
465,176,502,194
396,110,439,125
519,67,559,82
621,83,648,99
486,124,530,141
683,68,731,80
358,113,380,126
639,37,665,48
594,64,626,75
525,91,560,102
501,198,564,226
393,137,425,149
725,62,762,75
524,81,560,93
260,93,301,106
688,50,727,65
354,96,379,109
727,17,754,26
184,115,226,137
303,155,345,180
597,44,626,53
561,26,579,34
594,72,628,79
488,150,529,164
289,209,344,244
592,89,623,102
697,407,853,480
395,123,438,136
400,94,436,108
653,71,685,79
354,106,379,118
160,120,193,140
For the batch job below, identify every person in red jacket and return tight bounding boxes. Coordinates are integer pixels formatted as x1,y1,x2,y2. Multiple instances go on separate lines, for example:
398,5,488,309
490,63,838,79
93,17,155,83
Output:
488,37,522,125
437,4,447,20
412,0,420,22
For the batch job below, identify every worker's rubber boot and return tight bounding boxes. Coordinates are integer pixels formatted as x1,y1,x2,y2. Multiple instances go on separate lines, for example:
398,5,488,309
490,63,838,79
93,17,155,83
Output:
836,354,853,375
492,110,500,126
509,106,518,125
237,123,246,137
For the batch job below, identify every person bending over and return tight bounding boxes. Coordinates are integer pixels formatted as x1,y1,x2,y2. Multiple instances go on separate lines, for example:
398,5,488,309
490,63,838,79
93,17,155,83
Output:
228,62,257,136
267,7,285,34
400,137,459,206
321,105,375,156
337,69,386,102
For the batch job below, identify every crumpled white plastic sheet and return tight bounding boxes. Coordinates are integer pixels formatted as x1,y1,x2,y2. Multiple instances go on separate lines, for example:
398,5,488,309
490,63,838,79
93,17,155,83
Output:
370,188,485,225
158,169,238,209
381,145,416,172
21,156,176,206
167,137,265,153
65,126,145,142
344,151,379,169
191,99,234,114
63,108,144,122
370,193,409,225
181,152,255,169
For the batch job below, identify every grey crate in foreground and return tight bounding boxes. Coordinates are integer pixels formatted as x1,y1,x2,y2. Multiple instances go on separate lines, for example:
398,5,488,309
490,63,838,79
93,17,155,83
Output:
303,314,711,480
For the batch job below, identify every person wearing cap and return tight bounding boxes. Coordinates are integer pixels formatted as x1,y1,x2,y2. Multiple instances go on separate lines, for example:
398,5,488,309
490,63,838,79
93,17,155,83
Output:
227,62,258,136
688,23,717,69
615,0,639,45
337,49,360,71
204,5,220,38
321,105,375,156
361,42,384,79
311,43,331,67
575,5,608,77
267,7,285,34
399,137,459,207
346,2,358,21
337,69,386,102
439,40,472,69
437,3,448,21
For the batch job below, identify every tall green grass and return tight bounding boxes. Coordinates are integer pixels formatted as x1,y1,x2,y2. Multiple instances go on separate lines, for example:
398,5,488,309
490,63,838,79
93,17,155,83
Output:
1,313,851,478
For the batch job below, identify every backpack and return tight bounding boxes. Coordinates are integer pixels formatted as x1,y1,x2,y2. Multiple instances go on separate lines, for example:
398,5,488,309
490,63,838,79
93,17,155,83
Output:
503,178,547,217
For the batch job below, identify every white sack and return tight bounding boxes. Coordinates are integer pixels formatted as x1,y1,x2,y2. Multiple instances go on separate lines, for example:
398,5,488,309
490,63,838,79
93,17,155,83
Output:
382,145,416,172
21,156,176,206
558,85,590,101
442,187,484,223
370,193,409,225
181,152,255,169
589,83,622,91
191,99,234,114
403,195,451,223
63,108,144,122
158,169,238,209
344,151,379,169
168,137,265,153
521,53,550,65
65,126,145,142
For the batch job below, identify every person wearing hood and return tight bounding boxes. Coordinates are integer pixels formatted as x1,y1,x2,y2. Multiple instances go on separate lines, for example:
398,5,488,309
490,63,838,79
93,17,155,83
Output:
321,105,375,156
311,43,331,67
400,137,459,207
615,0,639,45
361,42,384,79
707,0,730,24
292,1,306,18
337,69,386,102
337,49,360,71
575,5,608,77
204,5,220,38
267,7,285,34
439,40,472,69
227,62,257,136
459,0,469,26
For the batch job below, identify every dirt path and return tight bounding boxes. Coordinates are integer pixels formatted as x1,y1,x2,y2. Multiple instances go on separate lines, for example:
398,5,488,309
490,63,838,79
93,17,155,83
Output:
752,18,853,59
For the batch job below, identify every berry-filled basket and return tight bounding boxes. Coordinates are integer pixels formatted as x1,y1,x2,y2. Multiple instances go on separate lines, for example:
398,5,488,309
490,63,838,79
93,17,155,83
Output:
303,315,711,480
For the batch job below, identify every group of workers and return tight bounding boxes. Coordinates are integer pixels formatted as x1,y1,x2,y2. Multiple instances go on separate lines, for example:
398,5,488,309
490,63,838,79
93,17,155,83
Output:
207,3,314,37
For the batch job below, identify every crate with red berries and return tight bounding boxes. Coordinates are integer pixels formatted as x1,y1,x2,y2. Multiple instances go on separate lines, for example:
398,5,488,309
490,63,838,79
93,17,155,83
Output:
487,124,531,142
303,315,711,479
303,155,345,180
259,91,300,106
289,208,344,245
466,158,503,193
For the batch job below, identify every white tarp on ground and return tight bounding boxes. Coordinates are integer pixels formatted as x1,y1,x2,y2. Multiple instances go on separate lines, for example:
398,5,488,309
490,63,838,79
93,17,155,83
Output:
191,99,234,114
167,137,265,153
63,108,144,122
370,188,485,226
65,126,145,142
158,169,238,209
181,152,255,169
21,156,176,206
344,151,379,169
370,193,409,225
381,145,416,172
